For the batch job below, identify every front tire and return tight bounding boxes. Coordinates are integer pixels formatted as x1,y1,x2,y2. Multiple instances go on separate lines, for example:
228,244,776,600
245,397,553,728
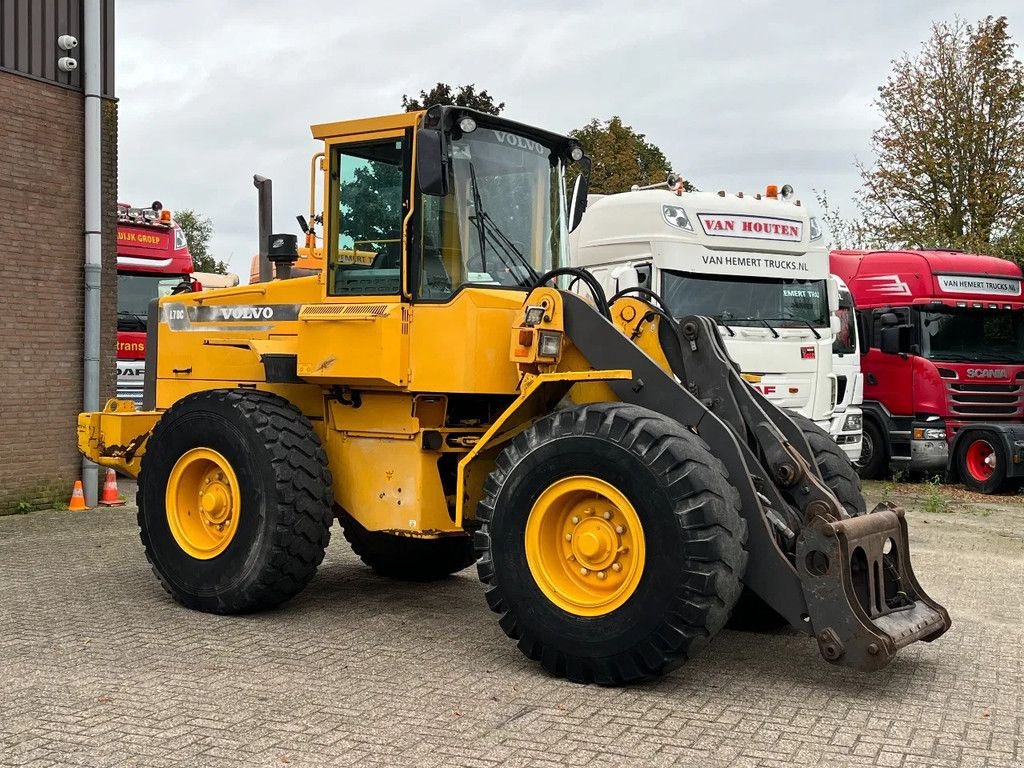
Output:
138,389,334,613
856,417,889,481
790,413,867,517
956,431,1010,494
476,403,747,684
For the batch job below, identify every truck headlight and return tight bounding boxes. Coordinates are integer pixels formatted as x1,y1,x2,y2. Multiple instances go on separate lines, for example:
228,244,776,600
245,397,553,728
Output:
913,427,945,440
843,413,862,431
662,205,693,232
809,216,822,241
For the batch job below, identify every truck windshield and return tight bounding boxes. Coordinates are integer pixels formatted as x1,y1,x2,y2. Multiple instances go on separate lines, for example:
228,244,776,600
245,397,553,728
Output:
920,307,1024,363
661,270,829,328
834,289,857,355
417,127,568,299
118,274,188,330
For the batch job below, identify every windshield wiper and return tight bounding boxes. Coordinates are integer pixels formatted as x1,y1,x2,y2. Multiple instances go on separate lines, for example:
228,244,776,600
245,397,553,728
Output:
467,162,540,286
118,310,147,330
726,317,779,338
713,313,736,337
769,315,822,339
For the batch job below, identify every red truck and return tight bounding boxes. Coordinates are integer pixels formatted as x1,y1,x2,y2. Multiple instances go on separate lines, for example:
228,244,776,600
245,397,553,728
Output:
830,249,1024,493
117,202,194,405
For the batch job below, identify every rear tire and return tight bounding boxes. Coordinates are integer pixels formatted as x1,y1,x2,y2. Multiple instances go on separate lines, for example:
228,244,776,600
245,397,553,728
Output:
138,389,333,613
790,413,866,517
955,430,1009,494
339,512,476,581
476,403,747,684
730,412,866,632
856,417,889,481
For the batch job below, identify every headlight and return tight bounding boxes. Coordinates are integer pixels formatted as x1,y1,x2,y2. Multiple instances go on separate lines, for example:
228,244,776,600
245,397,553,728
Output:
174,227,188,251
662,204,693,232
538,331,562,358
843,413,862,431
809,216,822,241
913,427,945,440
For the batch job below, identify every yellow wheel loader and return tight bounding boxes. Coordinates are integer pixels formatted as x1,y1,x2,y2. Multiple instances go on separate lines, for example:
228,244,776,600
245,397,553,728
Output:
78,106,950,684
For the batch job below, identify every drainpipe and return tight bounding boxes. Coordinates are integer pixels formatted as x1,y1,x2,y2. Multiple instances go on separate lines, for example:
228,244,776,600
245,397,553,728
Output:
81,0,102,506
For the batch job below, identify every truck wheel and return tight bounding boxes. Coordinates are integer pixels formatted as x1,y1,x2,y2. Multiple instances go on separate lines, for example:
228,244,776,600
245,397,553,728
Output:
476,402,747,684
956,431,1009,494
137,389,334,613
856,418,889,481
339,512,476,581
790,413,867,517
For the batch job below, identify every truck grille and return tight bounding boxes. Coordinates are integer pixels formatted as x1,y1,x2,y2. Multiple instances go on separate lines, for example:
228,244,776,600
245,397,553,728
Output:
116,384,145,408
946,382,1024,418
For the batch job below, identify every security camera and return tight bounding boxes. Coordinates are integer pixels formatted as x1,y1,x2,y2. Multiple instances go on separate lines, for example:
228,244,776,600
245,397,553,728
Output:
57,35,78,50
57,56,78,72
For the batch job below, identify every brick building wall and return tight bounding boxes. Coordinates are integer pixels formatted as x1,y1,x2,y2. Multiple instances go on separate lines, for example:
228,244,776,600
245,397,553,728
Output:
0,70,118,513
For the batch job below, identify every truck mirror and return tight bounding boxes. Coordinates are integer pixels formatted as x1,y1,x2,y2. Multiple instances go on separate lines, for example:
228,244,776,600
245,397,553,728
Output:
830,315,841,336
880,324,912,355
568,157,591,233
610,264,639,292
416,128,448,197
826,278,840,314
879,311,898,326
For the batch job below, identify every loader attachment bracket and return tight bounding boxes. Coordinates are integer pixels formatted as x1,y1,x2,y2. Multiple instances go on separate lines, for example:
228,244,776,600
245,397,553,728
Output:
797,503,951,671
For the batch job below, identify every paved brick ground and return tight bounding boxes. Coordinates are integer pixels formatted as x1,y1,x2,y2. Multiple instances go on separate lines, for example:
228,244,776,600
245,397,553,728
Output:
1,483,1021,767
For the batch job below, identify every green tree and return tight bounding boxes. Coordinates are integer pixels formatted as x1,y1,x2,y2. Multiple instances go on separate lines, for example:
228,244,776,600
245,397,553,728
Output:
174,209,228,274
857,16,1024,256
568,116,678,195
402,83,505,115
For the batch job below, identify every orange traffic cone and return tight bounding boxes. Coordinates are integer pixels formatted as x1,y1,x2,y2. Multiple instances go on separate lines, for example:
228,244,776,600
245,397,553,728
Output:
68,480,89,511
99,468,125,506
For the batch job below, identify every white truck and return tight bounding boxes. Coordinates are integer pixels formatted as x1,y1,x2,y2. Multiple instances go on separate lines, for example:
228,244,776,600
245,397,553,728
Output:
570,180,846,443
830,275,864,462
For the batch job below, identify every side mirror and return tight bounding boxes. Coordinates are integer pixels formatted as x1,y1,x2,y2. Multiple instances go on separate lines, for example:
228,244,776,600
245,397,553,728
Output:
568,157,591,233
826,277,840,314
880,324,912,355
830,315,841,335
879,311,898,327
610,264,639,292
416,128,448,197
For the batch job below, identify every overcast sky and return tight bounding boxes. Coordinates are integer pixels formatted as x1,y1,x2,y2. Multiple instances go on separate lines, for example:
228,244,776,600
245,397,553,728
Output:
116,1,1016,279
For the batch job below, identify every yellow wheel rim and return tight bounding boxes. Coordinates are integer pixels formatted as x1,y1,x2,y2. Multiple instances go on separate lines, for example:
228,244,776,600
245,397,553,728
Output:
525,476,646,617
165,448,241,560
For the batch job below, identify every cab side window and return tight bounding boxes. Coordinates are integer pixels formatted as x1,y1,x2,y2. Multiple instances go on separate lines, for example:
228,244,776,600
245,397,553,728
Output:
329,137,407,296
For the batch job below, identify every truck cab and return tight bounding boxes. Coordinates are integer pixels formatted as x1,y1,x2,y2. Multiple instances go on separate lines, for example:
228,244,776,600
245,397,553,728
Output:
830,275,864,462
116,202,194,405
570,183,839,435
831,249,1024,493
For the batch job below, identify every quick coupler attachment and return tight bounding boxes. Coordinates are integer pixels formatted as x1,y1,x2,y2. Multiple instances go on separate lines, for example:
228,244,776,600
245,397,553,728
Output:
795,502,951,672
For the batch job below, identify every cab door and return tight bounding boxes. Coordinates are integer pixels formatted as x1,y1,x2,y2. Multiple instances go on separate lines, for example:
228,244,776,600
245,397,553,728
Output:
296,129,413,387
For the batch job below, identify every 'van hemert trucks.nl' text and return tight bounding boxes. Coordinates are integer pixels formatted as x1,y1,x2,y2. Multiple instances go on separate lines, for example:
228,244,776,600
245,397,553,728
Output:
831,249,1024,493
570,181,861,458
116,202,194,406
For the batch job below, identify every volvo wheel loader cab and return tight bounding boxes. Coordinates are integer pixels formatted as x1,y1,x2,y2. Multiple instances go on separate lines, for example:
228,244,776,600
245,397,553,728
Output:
78,106,950,684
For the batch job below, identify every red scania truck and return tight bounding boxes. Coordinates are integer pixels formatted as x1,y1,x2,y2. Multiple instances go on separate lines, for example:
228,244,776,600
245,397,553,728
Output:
830,249,1024,493
117,202,194,405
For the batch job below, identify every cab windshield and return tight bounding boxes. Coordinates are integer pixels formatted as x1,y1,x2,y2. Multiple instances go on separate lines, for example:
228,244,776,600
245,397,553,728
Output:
417,127,568,299
661,271,829,328
920,307,1024,363
117,273,189,330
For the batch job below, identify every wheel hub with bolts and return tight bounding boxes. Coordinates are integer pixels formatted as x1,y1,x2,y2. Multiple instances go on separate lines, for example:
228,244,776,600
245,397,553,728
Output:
525,476,645,616
165,447,241,559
